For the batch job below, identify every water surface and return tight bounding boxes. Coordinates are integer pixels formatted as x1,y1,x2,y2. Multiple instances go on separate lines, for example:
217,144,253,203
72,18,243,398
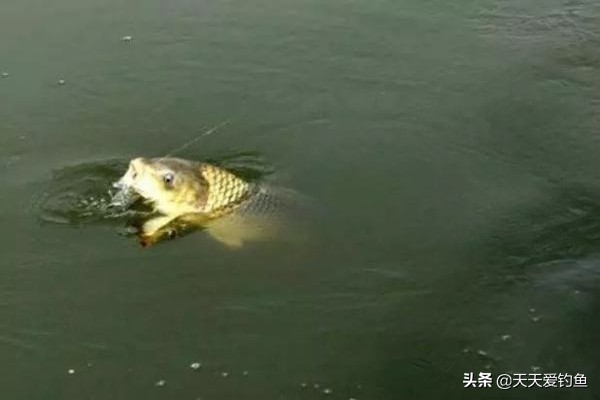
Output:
1,0,600,399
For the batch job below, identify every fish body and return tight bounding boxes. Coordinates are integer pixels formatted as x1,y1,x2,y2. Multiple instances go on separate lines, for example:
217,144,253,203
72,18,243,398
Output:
115,157,300,247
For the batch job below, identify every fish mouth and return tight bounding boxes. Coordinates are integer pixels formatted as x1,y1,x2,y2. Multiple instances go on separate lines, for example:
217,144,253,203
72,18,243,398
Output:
111,179,152,208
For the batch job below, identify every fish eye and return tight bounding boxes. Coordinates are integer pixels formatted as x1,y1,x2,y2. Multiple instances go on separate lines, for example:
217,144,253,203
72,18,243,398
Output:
163,172,175,186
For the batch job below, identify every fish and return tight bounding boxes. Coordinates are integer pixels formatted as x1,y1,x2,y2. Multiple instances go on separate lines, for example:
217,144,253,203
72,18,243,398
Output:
114,157,306,248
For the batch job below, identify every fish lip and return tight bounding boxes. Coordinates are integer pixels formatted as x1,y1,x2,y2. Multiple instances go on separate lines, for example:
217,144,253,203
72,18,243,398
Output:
112,177,150,204
112,180,127,190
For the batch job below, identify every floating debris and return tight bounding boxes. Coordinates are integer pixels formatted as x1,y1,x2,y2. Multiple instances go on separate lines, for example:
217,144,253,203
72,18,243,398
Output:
477,350,489,357
155,379,167,387
501,334,512,341
57,79,66,86
323,388,333,395
190,362,202,370
121,35,133,42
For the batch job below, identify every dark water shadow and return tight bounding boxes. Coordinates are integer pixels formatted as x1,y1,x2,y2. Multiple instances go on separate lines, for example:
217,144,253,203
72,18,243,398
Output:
482,185,600,281
368,184,600,400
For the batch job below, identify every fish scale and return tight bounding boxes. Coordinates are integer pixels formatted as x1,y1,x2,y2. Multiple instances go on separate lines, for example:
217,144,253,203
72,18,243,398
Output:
200,164,252,218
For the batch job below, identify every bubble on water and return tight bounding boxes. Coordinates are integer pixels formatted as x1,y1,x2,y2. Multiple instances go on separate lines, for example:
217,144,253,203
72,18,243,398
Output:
67,369,75,375
313,383,320,389
121,35,133,42
462,348,470,354
220,372,229,378
1,72,8,78
501,334,512,341
58,79,66,86
529,307,536,313
531,365,541,372
531,316,540,323
477,350,489,357
242,370,249,376
155,379,167,387
323,388,333,395
300,383,308,389
190,362,202,370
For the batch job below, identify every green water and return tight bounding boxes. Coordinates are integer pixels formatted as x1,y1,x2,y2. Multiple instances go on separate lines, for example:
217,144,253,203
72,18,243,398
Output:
2,0,600,399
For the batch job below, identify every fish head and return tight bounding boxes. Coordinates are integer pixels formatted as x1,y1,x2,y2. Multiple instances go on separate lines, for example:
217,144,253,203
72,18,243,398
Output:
116,157,208,216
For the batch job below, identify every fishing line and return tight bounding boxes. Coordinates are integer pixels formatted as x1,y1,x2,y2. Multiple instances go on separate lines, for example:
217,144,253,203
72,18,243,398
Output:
161,119,232,159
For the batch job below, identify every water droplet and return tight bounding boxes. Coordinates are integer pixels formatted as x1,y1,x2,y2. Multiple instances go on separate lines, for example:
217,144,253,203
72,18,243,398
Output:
190,362,202,370
155,379,167,387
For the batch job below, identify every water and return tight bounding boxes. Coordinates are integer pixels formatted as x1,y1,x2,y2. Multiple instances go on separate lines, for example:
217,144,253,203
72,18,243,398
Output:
1,0,600,398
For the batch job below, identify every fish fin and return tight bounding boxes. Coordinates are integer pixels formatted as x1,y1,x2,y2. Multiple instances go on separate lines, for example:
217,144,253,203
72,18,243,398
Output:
141,215,178,236
206,222,245,249
204,208,283,249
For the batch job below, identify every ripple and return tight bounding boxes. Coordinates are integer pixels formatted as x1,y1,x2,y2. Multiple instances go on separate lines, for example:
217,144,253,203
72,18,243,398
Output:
35,158,148,227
